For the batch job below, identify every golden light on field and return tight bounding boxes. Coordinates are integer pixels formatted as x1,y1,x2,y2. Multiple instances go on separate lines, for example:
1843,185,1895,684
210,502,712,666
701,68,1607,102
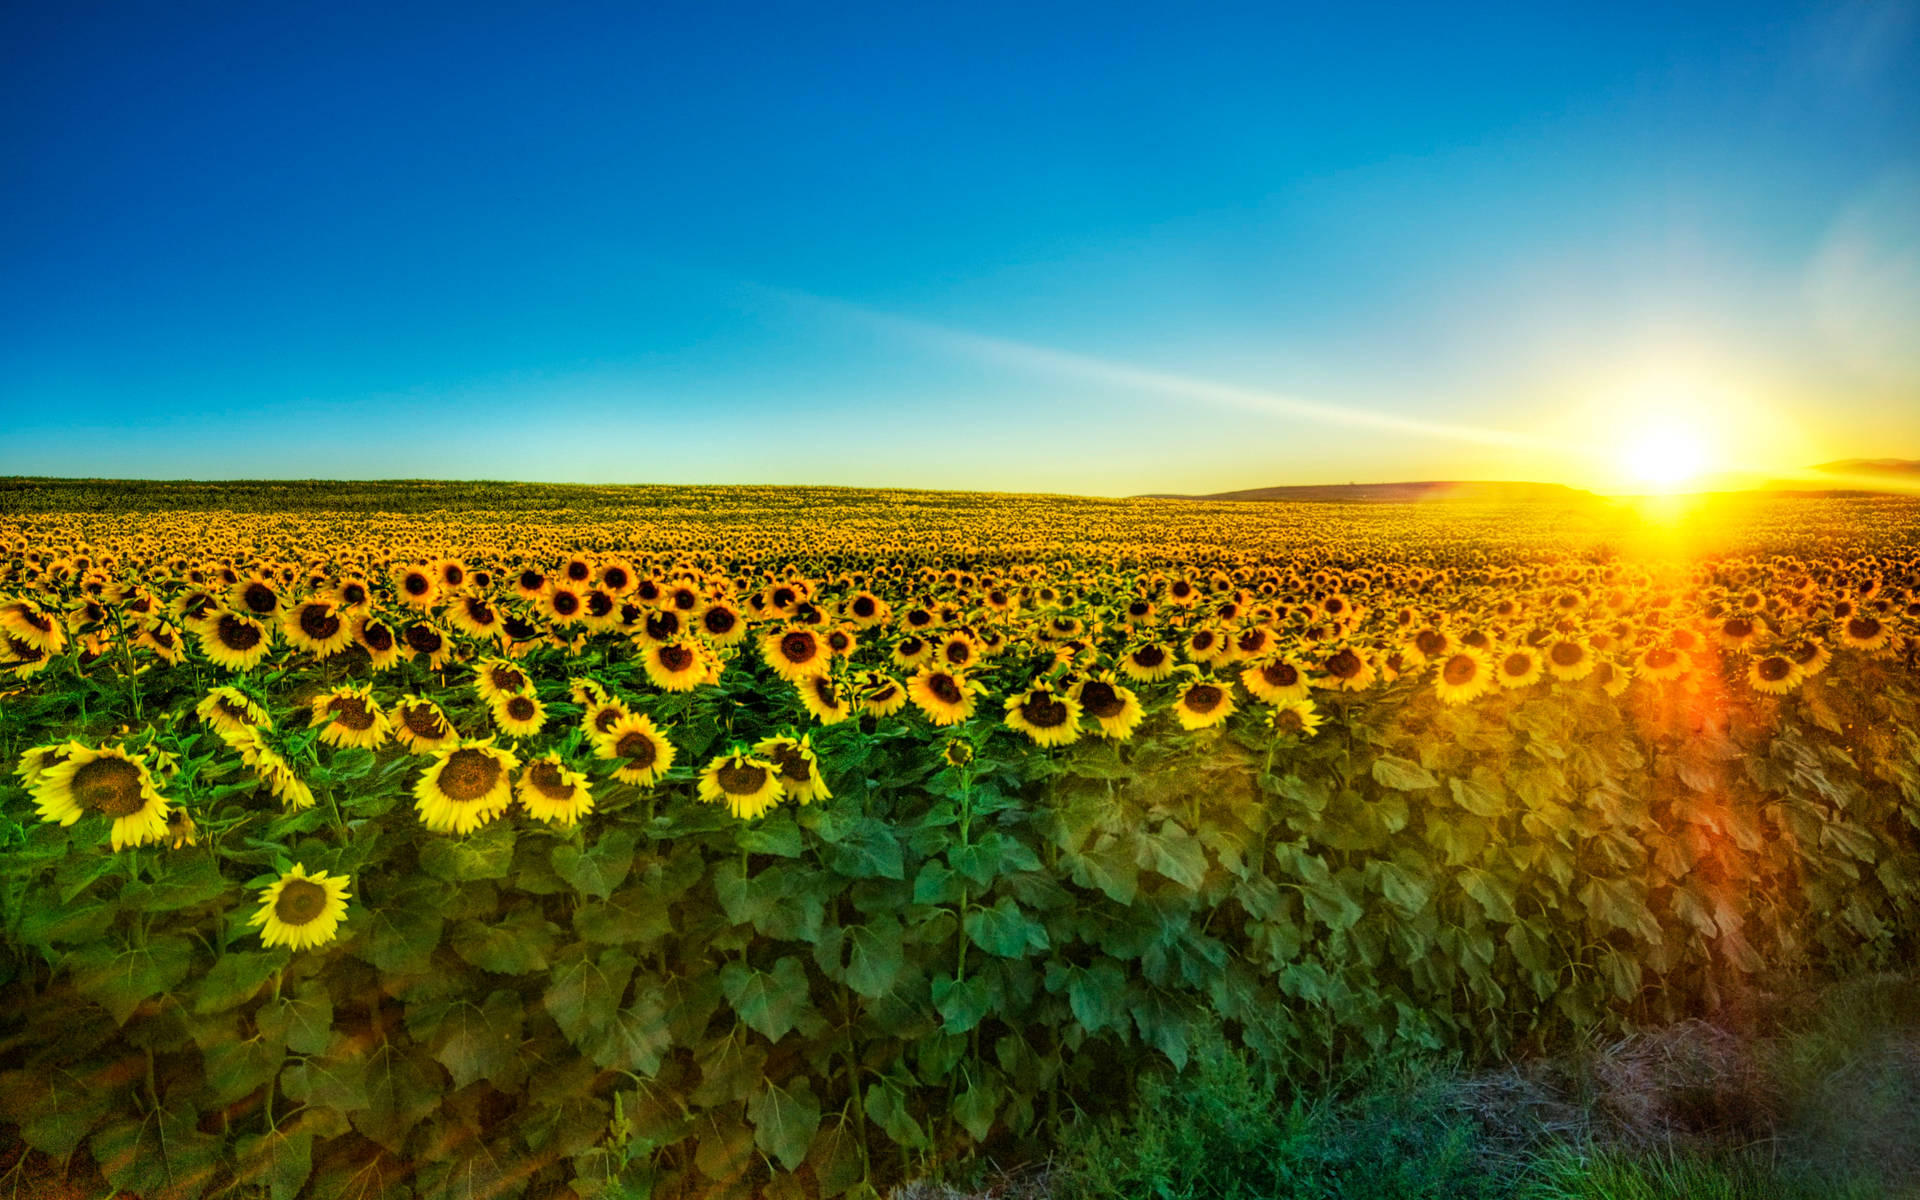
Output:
1618,420,1712,493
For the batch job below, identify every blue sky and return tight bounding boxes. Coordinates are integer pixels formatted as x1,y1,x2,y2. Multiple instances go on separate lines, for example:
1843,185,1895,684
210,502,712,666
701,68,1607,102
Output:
4,1,1916,494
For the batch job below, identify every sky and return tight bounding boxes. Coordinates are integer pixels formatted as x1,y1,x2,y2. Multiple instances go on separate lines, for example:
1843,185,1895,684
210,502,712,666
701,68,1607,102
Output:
3,1,1917,496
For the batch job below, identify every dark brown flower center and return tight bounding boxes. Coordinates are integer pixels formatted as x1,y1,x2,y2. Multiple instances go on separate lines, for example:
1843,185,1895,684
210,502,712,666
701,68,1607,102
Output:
1183,684,1223,714
1756,656,1793,682
274,879,329,925
528,759,574,801
1848,617,1883,641
594,706,624,733
1079,681,1124,718
1550,642,1585,667
852,596,876,617
362,621,395,651
489,665,526,692
329,696,375,730
505,696,536,721
1274,709,1305,733
1133,645,1166,668
216,614,263,651
780,632,817,663
646,612,681,640
659,644,695,672
1442,654,1479,686
404,624,443,654
768,744,812,782
401,703,448,739
1020,694,1070,728
1502,653,1534,677
717,762,769,795
1326,649,1363,679
438,749,501,802
74,757,145,817
551,590,581,617
615,731,657,768
241,582,278,614
404,572,431,596
929,674,963,704
702,608,737,635
298,603,340,641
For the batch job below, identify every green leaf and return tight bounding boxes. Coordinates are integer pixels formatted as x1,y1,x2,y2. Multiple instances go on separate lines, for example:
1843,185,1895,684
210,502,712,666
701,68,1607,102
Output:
1065,962,1129,1034
931,973,993,1034
279,1048,370,1112
1372,755,1438,791
357,1043,443,1151
692,1035,769,1107
587,992,674,1075
1063,841,1138,904
546,948,638,1044
122,852,230,912
67,934,193,1025
954,1073,999,1142
574,885,674,946
1140,824,1208,890
261,980,335,1056
964,897,1049,958
844,920,905,999
91,1104,221,1200
192,951,282,1014
1448,777,1504,817
1458,868,1518,924
234,1129,314,1200
432,989,524,1088
912,861,964,905
552,828,639,900
419,824,516,881
749,1077,822,1173
451,902,559,974
1373,862,1431,917
808,1120,867,1198
738,812,804,858
695,1115,756,1183
357,897,444,975
0,1069,114,1159
720,955,811,1042
202,1024,287,1104
863,1075,927,1149
829,818,904,880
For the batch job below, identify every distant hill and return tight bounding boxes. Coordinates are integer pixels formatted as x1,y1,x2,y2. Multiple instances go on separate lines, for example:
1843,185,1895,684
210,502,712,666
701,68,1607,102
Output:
1141,480,1596,504
1762,460,1920,496
1811,459,1920,477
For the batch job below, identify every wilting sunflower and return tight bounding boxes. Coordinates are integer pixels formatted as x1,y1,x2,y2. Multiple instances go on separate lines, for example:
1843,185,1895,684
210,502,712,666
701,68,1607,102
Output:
854,671,906,719
197,610,272,671
1268,699,1324,739
414,741,520,835
754,734,833,802
1315,646,1377,692
908,667,982,726
1072,673,1145,741
516,754,594,826
597,712,676,786
490,691,547,739
1173,679,1237,731
31,744,172,851
1120,642,1176,682
1003,684,1083,747
309,685,390,750
762,626,828,680
1495,646,1544,690
643,640,709,692
248,863,350,951
353,614,402,671
392,694,460,754
697,752,785,819
1543,638,1595,682
282,598,353,658
1747,652,1802,695
221,726,316,810
793,673,853,724
195,685,268,736
1433,648,1494,705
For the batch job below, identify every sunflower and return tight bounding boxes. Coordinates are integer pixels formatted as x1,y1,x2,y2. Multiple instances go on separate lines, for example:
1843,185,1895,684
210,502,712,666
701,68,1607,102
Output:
762,626,828,680
891,636,934,671
1838,614,1893,654
1183,627,1227,666
433,557,469,593
1409,626,1453,664
1543,638,1595,682
414,741,520,834
399,621,454,670
282,598,352,658
643,640,710,692
333,576,373,610
697,752,784,819
490,691,547,739
580,695,633,741
1072,673,1145,741
353,614,402,671
309,685,390,750
1315,647,1377,692
473,657,532,706
1173,680,1237,731
31,744,172,850
544,582,586,626
1635,644,1690,683
1004,684,1083,747
392,564,440,609
942,739,974,767
854,671,906,719
596,712,676,786
0,599,66,653
447,594,504,640
795,672,855,724
516,755,594,826
196,685,268,736
1787,637,1832,677
198,611,272,671
14,742,72,790
1747,653,1802,695
697,601,747,644
1593,659,1634,697
1433,648,1494,705
248,863,350,951
1495,647,1544,689
1268,699,1323,739
228,575,284,620
220,726,317,810
570,676,614,707
1120,642,1176,682
754,734,833,802
908,667,982,727
392,695,460,754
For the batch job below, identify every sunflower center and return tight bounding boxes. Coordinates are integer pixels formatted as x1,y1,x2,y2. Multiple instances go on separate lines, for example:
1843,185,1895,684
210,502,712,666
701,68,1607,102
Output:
1550,642,1585,667
1079,682,1124,719
1134,646,1166,667
945,641,971,664
1020,694,1070,728
1442,655,1479,686
780,633,817,663
299,604,340,641
929,674,963,704
217,614,263,651
1848,617,1883,640
587,591,614,617
1645,648,1677,669
505,696,536,721
659,644,694,672
465,599,496,624
852,596,876,617
1261,662,1299,687
1502,653,1534,677
341,583,368,605
594,706,624,733
551,591,580,616
74,757,146,817
362,622,395,652
329,696,376,731
768,745,812,782
528,760,574,801
274,879,329,925
490,666,526,692
404,573,431,596
241,583,277,614
1723,618,1753,639
615,731,657,768
1184,685,1223,713
1756,656,1793,682
717,762,769,795
216,697,255,724
1416,632,1449,658
703,608,737,635
439,749,502,802
401,703,448,739
404,625,443,653
1326,649,1363,678
1274,709,1305,734
815,678,844,707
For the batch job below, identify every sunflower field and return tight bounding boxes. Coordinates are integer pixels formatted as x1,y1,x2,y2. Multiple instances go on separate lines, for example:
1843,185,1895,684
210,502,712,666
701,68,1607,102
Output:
2,481,1919,1200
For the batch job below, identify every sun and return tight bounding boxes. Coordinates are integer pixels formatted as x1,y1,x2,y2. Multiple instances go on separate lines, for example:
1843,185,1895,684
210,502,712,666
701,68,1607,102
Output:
1619,422,1711,492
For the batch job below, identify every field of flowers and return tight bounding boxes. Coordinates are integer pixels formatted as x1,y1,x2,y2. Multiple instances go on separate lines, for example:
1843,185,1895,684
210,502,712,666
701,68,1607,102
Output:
1,481,1918,1200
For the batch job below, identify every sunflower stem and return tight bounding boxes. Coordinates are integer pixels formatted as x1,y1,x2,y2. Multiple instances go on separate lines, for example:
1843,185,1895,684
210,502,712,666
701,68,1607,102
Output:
108,605,143,723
